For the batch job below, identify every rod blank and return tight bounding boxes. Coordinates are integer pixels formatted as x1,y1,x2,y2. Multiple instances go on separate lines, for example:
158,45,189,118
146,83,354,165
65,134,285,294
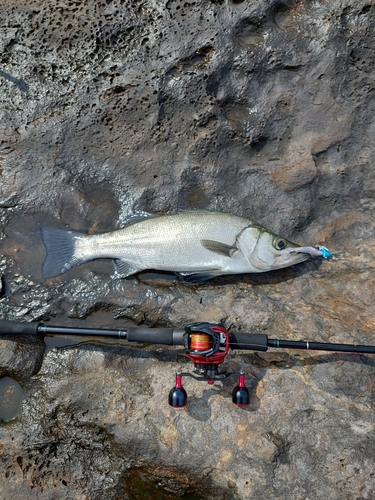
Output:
37,325,127,338
268,338,375,354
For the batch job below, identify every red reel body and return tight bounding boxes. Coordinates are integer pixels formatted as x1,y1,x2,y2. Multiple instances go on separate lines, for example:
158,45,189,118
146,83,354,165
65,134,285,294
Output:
183,322,230,374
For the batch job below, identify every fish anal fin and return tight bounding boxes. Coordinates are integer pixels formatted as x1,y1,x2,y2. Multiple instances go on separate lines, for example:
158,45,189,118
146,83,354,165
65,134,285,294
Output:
201,239,238,257
112,259,141,279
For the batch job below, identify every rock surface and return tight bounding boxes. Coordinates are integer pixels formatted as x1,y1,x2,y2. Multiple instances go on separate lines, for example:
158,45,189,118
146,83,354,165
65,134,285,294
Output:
0,0,375,498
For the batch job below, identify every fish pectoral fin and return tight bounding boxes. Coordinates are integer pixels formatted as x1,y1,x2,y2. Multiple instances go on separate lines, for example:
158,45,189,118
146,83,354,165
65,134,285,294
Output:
112,259,141,279
200,239,238,257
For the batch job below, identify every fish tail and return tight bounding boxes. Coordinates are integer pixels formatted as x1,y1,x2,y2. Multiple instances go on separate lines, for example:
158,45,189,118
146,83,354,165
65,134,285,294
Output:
41,227,85,279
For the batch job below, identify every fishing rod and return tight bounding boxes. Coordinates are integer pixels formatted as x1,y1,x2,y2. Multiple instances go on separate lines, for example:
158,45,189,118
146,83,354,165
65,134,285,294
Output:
1,319,374,408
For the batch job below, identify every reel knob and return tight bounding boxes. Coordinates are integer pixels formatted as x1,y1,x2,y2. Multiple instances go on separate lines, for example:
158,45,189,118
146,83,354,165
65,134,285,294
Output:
168,374,187,408
232,373,250,407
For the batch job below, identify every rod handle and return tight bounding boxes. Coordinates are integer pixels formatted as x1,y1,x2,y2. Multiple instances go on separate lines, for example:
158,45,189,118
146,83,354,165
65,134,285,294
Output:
0,319,40,336
127,327,185,346
229,332,269,351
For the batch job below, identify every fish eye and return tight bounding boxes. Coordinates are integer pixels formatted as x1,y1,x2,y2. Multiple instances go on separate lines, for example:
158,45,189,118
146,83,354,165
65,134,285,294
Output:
274,238,287,250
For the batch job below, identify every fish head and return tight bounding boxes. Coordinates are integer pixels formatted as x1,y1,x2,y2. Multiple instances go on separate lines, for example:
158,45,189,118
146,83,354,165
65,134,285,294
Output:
237,225,311,272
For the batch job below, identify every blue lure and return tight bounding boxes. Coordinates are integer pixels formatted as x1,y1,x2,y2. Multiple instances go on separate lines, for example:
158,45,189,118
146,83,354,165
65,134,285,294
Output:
317,246,333,259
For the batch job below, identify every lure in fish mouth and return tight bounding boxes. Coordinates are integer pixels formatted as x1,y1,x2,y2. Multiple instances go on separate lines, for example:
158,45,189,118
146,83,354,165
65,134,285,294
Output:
40,211,331,283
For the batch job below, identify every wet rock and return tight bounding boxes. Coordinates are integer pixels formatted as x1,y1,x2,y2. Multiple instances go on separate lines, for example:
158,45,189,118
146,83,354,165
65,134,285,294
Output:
0,376,24,421
0,0,375,498
0,334,45,379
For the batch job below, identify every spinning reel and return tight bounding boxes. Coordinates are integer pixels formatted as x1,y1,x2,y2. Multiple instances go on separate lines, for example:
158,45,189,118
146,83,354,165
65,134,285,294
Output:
168,323,249,408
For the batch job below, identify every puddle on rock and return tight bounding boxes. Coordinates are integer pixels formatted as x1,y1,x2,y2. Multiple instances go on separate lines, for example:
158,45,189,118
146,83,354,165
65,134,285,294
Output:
42,311,138,351
138,270,177,285
44,335,92,351
124,468,204,500
0,188,184,287
43,334,136,351
0,184,119,283
0,376,24,422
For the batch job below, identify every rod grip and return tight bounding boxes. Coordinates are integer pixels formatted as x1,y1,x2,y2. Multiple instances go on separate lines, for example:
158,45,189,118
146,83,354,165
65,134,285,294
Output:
0,319,40,336
127,327,184,346
229,332,268,351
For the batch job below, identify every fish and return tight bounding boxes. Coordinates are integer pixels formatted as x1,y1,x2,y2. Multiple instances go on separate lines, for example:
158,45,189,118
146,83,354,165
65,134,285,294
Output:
40,210,329,282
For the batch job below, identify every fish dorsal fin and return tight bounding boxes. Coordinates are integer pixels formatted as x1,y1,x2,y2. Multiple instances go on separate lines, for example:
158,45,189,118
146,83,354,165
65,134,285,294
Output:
201,239,238,257
121,211,159,227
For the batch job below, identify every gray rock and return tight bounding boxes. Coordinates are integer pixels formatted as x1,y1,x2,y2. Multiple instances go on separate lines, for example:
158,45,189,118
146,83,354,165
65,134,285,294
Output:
0,376,24,421
0,333,44,379
0,0,375,498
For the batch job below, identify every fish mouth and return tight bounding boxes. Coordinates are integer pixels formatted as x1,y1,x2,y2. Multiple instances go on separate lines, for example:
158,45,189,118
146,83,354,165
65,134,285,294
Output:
291,251,311,263
271,248,310,270
281,250,311,264
279,245,331,262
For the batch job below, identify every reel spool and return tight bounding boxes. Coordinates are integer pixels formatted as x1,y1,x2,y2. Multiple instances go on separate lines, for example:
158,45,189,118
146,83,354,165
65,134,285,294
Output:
168,323,249,408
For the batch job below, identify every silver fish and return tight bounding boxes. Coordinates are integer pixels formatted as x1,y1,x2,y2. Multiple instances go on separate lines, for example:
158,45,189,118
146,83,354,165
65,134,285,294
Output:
40,211,319,282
